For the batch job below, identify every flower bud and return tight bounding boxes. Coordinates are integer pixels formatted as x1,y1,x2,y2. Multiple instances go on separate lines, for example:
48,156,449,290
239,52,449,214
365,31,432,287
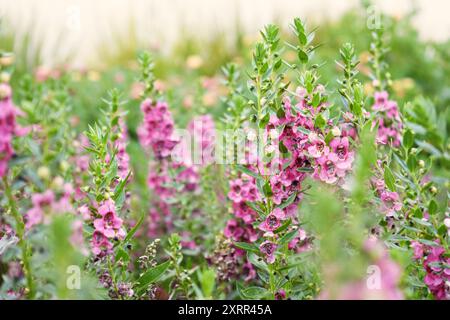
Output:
269,129,278,140
265,145,275,154
247,130,256,142
0,83,11,99
51,176,65,190
0,72,10,83
37,166,51,180
0,54,14,67
331,126,341,137
418,160,425,168
60,160,70,172
430,186,437,194
444,218,450,229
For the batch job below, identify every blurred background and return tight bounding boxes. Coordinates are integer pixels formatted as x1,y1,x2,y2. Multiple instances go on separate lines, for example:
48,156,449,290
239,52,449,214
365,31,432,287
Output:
0,0,449,68
0,0,449,178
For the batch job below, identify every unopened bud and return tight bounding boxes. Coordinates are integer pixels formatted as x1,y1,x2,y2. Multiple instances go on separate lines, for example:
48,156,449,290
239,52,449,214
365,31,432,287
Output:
60,160,70,172
265,145,275,154
37,166,51,180
0,55,14,67
418,160,425,168
0,83,11,99
444,218,450,229
0,72,10,83
331,127,341,137
51,176,65,190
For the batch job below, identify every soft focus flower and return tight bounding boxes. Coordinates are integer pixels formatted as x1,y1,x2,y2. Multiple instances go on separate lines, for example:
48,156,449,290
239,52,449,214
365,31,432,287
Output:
138,99,178,159
372,91,403,147
380,191,402,216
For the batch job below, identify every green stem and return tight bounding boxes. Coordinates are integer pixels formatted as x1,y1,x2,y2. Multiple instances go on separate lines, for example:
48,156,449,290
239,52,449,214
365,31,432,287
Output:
3,176,35,299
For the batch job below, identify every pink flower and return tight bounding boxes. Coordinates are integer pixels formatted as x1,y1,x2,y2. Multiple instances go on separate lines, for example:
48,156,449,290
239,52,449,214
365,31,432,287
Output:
224,219,244,241
330,137,350,161
94,199,125,239
258,208,285,235
187,115,216,166
374,91,388,105
0,84,21,178
25,190,56,229
307,135,327,158
275,289,287,300
411,241,424,260
116,119,131,180
138,99,179,159
176,166,199,192
259,240,277,264
315,152,340,184
91,230,113,256
372,92,403,147
98,199,116,217
242,262,257,282
288,229,311,253
380,191,402,216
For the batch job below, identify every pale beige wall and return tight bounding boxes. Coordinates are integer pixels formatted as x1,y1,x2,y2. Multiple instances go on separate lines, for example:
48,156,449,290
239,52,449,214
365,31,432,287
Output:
0,0,449,67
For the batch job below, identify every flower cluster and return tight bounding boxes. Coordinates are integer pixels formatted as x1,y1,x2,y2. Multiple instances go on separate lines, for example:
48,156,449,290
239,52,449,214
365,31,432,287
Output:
0,83,27,178
371,164,403,217
25,184,74,229
275,90,355,187
139,99,202,244
91,199,125,256
116,119,131,180
225,176,259,243
320,237,403,300
412,241,450,300
372,91,403,147
138,99,178,159
187,114,216,166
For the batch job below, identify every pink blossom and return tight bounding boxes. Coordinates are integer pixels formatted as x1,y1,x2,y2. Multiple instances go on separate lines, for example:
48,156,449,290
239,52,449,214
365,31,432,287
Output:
380,191,402,216
259,240,277,264
138,99,179,159
258,208,285,235
94,199,125,239
91,230,113,256
0,84,20,177
372,91,403,147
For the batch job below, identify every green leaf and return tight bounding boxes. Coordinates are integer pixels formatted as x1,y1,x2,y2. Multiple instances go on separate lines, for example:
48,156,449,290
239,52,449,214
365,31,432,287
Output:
274,219,292,234
384,165,396,192
123,213,145,244
314,113,326,129
263,181,273,197
198,269,216,298
234,242,260,254
403,130,415,150
237,284,269,299
428,199,438,215
312,93,321,108
245,201,266,217
297,49,308,64
279,140,288,154
113,171,131,201
115,247,130,263
278,192,297,210
137,260,171,290
247,252,268,272
279,229,298,245
235,165,261,180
